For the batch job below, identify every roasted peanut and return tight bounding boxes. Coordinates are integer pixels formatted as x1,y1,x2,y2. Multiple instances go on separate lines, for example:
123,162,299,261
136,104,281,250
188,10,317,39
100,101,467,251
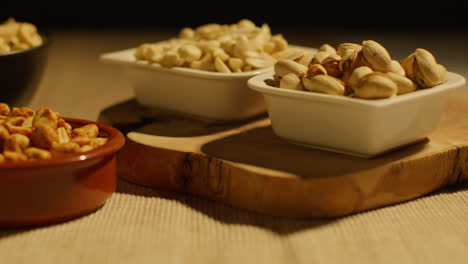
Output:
80,145,94,153
90,137,108,148
57,118,72,136
4,134,30,152
0,103,11,115
3,151,27,162
51,142,81,155
9,107,34,118
71,136,91,146
71,124,99,139
31,124,58,149
0,125,10,148
3,123,32,137
33,107,58,128
57,127,70,144
24,147,51,160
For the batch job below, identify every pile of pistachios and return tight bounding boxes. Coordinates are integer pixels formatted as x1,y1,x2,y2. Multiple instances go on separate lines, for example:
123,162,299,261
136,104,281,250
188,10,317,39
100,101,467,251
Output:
272,40,448,99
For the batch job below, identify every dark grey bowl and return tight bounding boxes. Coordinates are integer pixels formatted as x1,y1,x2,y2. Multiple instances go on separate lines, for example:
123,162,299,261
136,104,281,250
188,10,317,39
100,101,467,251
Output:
0,34,49,106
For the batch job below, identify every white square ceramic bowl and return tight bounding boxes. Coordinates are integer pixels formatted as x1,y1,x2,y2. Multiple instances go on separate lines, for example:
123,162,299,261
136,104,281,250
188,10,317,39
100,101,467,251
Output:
248,71,466,158
100,46,316,122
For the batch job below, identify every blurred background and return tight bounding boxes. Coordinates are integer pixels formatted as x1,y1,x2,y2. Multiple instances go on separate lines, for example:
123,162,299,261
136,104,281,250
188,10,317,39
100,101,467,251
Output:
3,2,468,32
2,2,467,119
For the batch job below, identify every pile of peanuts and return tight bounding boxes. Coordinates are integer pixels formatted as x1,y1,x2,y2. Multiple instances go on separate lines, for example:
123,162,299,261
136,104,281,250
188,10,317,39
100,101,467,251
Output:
134,19,302,73
0,103,108,163
272,40,448,99
0,18,43,54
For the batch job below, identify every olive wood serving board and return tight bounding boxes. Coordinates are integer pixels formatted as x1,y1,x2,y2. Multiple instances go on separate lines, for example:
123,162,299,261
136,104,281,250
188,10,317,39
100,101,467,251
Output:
99,90,468,218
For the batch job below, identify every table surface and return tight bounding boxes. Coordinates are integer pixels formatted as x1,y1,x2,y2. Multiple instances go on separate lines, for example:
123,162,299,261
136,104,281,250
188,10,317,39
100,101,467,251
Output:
1,29,468,264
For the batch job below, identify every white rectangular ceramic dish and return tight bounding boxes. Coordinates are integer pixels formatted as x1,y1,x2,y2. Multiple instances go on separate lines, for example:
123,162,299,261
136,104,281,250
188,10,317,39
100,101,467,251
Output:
248,71,466,158
100,46,316,122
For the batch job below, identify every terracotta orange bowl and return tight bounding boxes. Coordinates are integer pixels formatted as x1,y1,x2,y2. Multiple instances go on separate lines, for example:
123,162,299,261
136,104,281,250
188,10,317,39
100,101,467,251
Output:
0,118,125,228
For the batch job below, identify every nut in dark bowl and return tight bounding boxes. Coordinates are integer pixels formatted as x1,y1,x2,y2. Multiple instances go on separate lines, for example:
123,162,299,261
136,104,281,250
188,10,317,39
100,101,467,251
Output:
0,18,49,106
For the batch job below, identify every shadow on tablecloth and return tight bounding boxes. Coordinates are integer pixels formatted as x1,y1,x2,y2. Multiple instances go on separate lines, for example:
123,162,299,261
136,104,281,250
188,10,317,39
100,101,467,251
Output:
114,178,468,235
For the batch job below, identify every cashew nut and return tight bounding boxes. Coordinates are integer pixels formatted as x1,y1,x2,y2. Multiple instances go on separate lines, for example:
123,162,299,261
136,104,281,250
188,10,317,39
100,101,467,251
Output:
337,43,362,56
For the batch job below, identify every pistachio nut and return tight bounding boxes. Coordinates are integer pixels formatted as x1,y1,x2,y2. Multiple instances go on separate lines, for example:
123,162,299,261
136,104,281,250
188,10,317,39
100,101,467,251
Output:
302,75,345,96
385,72,417,94
307,64,327,77
354,73,397,99
280,73,303,91
361,40,392,72
413,48,447,88
348,66,373,90
400,54,415,79
321,54,342,77
337,43,362,56
274,59,308,78
294,53,314,67
389,60,405,76
319,44,337,55
311,50,330,64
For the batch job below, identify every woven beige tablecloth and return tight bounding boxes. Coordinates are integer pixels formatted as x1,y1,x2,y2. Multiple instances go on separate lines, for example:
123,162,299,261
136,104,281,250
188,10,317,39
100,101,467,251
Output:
1,180,467,264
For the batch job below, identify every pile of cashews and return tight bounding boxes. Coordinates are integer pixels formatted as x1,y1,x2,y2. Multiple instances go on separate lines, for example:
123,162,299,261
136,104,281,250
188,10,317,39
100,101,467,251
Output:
273,40,448,99
134,19,303,73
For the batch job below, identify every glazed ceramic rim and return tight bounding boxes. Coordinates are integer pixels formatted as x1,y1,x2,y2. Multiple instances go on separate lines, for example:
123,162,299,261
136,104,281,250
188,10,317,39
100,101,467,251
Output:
100,45,317,80
0,118,125,169
248,71,467,110
0,33,49,57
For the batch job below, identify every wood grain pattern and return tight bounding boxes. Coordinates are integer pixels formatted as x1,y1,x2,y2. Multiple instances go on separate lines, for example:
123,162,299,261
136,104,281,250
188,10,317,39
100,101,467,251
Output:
101,90,468,218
